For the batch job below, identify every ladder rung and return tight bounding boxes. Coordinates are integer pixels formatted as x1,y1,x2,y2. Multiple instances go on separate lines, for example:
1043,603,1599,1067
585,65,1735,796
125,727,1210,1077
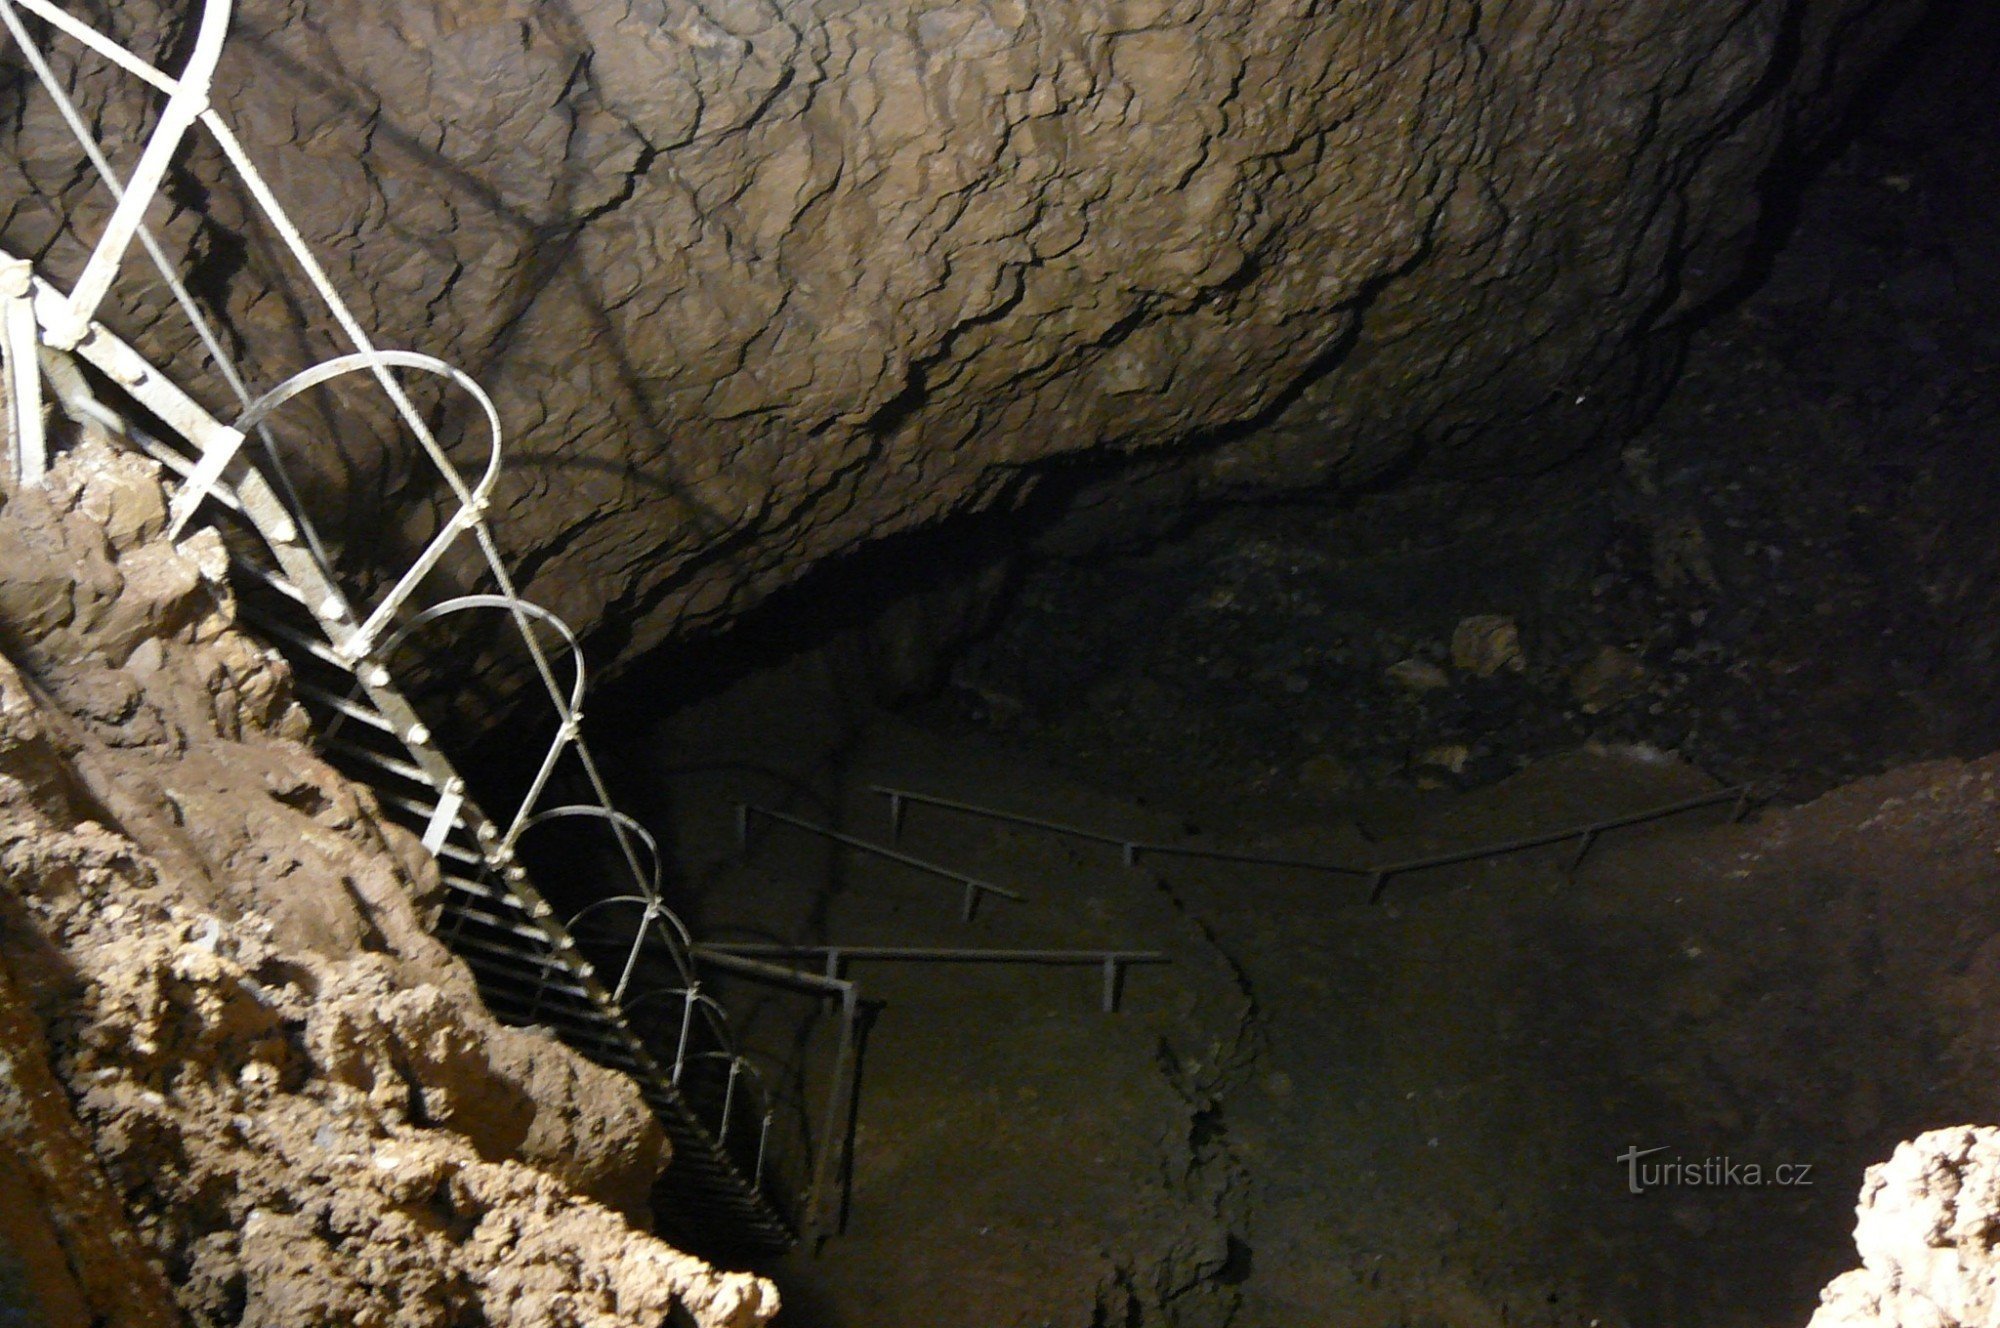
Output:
449,935,592,997
458,956,593,1004
440,871,506,900
294,680,396,733
479,978,602,1019
130,434,246,518
376,788,457,826
228,554,310,604
250,613,353,672
321,734,432,787
482,993,637,1050
432,838,484,866
442,901,550,943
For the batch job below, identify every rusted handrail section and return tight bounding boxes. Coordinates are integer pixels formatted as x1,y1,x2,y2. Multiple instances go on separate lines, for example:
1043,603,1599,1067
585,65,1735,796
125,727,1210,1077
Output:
872,783,1752,903
876,786,1135,852
736,803,1026,920
874,783,1377,875
1358,785,1750,902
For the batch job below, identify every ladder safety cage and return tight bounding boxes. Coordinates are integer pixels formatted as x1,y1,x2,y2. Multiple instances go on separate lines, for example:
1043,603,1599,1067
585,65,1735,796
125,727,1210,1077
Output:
0,0,800,1251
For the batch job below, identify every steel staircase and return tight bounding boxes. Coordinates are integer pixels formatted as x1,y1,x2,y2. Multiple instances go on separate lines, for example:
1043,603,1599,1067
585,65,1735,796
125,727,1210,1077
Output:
0,0,797,1255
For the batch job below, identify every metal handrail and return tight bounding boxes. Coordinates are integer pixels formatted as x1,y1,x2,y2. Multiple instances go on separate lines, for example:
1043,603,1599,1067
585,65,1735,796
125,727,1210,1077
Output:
871,783,1753,902
736,803,1025,920
875,785,1133,852
873,783,1373,874
696,943,1170,1013
1358,786,1750,902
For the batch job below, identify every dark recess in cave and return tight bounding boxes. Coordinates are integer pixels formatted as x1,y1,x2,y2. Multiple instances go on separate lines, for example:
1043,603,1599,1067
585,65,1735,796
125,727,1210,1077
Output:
461,4,2000,1323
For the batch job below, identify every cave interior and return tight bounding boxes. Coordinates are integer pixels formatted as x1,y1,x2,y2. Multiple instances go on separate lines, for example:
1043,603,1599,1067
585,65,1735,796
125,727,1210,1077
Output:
3,0,2000,1325
520,6,2000,1323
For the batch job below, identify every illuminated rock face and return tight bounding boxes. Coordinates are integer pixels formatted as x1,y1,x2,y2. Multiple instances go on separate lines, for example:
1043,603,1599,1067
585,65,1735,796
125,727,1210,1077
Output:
1812,1127,2000,1328
1,0,1920,662
0,443,779,1328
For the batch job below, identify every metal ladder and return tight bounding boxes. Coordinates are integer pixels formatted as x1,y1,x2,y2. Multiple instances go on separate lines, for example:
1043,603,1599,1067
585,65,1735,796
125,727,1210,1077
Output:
0,0,796,1255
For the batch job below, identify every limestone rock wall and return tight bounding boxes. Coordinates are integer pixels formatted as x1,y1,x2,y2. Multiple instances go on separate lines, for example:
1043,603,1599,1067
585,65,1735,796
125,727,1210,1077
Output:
0,444,776,1328
1810,1126,2000,1328
0,0,1924,667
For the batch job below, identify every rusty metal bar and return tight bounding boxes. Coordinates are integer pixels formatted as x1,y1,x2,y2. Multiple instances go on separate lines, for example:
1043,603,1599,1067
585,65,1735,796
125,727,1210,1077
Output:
872,784,1133,850
1365,786,1748,902
866,782,1750,906
698,944,1168,1014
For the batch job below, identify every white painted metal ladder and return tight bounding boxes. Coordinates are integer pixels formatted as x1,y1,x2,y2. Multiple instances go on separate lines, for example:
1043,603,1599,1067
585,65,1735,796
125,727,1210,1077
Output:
0,0,798,1253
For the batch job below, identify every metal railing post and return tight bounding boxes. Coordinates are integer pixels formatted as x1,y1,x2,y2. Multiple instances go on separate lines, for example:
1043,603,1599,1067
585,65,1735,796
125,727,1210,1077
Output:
1569,828,1598,874
0,256,41,485
719,1058,741,1146
673,984,699,1084
611,904,653,1004
809,984,862,1247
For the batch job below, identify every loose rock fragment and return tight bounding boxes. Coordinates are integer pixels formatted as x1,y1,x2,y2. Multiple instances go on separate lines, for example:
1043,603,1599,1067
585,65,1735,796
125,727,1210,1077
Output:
1388,659,1452,693
1451,615,1524,677
1572,645,1650,714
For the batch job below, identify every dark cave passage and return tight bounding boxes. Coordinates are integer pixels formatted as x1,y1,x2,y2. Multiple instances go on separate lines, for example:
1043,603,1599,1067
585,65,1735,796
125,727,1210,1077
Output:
559,6,2000,1323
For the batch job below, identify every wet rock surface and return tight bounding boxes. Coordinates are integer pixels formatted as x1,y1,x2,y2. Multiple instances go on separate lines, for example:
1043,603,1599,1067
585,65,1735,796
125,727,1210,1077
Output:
0,445,775,1328
0,0,1923,670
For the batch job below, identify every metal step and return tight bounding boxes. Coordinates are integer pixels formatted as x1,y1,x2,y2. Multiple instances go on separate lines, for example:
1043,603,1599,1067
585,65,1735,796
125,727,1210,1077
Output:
0,222,797,1250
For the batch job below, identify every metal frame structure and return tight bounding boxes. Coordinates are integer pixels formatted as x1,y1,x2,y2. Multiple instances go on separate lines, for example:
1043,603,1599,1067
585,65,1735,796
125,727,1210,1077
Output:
736,802,1026,921
873,783,1753,902
0,0,799,1253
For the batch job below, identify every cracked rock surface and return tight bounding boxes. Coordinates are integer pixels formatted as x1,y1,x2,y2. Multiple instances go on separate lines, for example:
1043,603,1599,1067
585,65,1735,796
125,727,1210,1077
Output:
0,443,776,1328
0,0,1924,671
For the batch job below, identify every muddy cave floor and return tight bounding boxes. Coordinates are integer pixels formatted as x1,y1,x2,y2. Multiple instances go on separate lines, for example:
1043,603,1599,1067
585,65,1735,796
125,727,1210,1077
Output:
623,683,2000,1328
570,54,2000,1326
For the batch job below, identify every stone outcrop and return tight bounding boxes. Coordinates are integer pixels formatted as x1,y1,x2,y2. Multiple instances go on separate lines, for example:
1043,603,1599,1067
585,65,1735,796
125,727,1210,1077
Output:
0,953,184,1328
0,443,776,1327
1811,1126,2000,1328
0,0,1924,668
